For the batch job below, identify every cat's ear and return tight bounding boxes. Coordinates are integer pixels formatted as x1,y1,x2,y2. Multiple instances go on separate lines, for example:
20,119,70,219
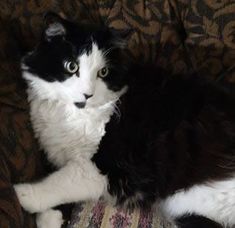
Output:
43,12,66,41
109,28,133,49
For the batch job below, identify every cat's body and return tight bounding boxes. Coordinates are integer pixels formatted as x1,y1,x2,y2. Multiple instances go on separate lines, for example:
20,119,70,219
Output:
95,67,235,227
14,13,235,228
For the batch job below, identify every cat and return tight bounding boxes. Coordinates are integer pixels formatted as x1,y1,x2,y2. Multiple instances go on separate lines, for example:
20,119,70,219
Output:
14,13,235,228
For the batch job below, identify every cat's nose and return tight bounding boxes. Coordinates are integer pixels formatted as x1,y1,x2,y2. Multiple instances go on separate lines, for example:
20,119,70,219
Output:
84,94,93,100
74,102,86,109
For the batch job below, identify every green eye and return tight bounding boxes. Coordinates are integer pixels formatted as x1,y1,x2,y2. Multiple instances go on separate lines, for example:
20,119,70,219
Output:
64,61,79,74
98,67,109,78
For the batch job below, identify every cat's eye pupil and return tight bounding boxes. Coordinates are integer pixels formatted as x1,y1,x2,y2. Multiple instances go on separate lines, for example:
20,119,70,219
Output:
102,68,106,74
69,62,76,70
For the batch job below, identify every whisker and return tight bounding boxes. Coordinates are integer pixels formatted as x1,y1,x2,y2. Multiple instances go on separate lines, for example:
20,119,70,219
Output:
113,99,122,120
103,47,115,57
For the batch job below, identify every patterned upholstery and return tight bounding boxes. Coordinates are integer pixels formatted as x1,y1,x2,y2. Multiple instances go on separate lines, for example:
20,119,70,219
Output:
68,201,174,228
0,1,235,227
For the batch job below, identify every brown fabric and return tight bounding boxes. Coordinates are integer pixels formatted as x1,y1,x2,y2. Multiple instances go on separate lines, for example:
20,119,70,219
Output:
183,1,235,81
0,1,235,227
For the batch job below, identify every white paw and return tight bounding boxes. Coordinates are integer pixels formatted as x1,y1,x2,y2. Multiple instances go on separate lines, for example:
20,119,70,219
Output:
14,183,42,213
36,209,64,228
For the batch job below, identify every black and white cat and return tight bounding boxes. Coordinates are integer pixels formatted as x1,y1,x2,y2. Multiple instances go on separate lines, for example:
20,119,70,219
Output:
14,13,235,228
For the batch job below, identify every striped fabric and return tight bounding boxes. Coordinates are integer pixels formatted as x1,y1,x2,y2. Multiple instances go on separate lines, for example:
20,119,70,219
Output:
69,201,175,228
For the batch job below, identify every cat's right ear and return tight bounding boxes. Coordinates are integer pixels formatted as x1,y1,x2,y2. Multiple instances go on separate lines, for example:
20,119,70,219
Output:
43,12,66,41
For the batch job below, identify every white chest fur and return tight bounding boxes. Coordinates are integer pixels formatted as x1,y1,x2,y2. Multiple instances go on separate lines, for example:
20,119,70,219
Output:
29,98,115,167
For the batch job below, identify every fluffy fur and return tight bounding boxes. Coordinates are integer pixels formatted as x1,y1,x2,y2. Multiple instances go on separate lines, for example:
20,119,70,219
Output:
36,209,63,228
93,67,235,227
14,13,235,228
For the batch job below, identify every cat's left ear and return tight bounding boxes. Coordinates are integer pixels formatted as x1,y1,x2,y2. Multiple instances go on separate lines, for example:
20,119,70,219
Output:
43,12,66,41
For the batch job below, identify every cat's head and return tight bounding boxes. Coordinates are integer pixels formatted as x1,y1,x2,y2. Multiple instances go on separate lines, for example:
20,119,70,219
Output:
22,13,129,109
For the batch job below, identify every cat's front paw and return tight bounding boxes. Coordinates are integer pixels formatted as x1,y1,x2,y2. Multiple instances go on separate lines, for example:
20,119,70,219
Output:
14,184,42,213
37,209,64,228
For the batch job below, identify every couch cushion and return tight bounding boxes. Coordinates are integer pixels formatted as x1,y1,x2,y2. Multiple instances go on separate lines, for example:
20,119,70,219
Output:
183,1,235,81
69,201,175,228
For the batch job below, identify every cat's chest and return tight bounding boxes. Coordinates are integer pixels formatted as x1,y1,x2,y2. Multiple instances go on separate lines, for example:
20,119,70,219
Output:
30,100,114,166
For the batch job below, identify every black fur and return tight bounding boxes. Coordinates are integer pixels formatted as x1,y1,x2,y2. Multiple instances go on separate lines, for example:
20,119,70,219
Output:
92,66,235,225
55,203,74,228
176,214,223,228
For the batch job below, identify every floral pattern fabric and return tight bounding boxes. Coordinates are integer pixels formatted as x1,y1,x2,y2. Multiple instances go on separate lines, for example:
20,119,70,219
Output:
69,202,174,228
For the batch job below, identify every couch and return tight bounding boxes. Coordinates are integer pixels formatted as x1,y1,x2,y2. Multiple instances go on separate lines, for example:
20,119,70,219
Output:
1,0,235,227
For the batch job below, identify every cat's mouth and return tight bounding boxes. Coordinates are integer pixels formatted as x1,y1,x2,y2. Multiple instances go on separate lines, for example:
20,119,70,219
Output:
74,102,86,109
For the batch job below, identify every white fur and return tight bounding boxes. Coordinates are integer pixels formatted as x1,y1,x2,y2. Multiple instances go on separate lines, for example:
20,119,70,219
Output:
46,23,66,39
28,98,116,166
161,177,235,227
78,43,106,97
14,42,126,226
15,160,106,213
36,209,64,228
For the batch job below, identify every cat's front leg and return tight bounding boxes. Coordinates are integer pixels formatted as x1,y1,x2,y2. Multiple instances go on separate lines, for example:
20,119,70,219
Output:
36,209,64,228
14,160,107,213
